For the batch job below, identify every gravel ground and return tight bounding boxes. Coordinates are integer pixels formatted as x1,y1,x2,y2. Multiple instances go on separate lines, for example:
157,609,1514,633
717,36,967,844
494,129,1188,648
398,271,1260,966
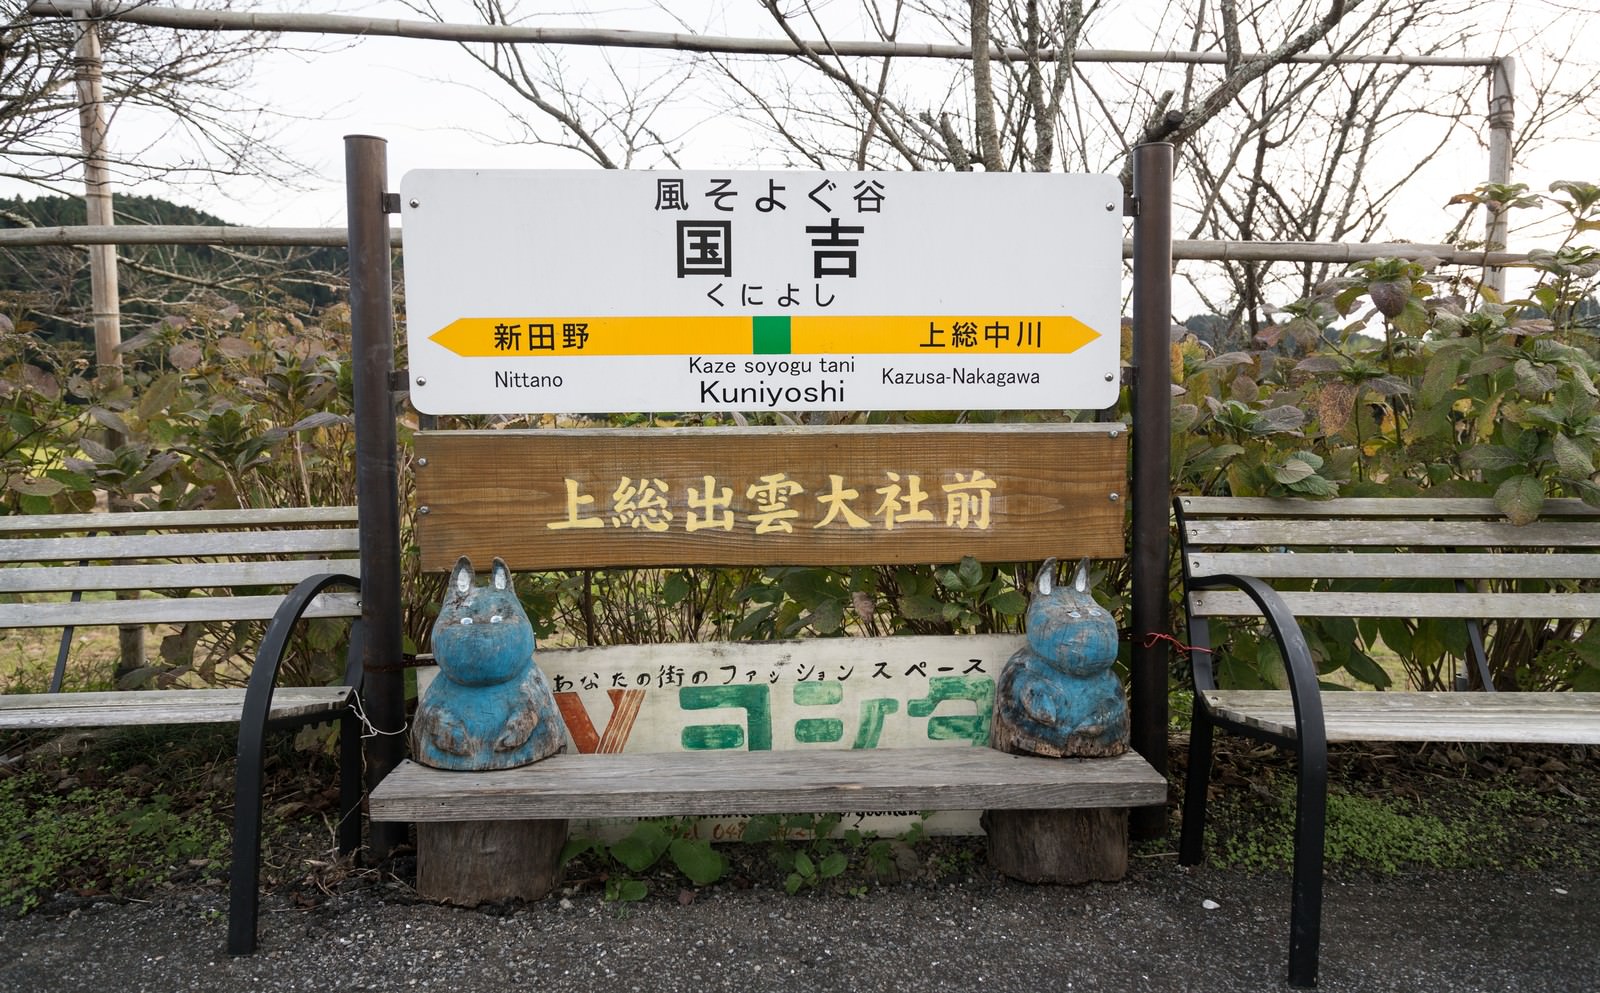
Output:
3,858,1595,993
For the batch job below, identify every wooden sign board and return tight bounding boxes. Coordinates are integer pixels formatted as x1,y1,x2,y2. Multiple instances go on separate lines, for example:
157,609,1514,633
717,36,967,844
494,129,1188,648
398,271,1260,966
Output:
414,423,1126,571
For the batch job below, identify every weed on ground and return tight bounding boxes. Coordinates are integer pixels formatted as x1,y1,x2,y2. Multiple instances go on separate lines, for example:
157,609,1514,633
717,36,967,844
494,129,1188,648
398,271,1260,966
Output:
1182,738,1600,875
0,723,351,915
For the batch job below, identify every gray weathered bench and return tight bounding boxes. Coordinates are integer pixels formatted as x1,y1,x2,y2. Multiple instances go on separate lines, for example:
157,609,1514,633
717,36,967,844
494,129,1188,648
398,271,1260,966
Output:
370,423,1166,900
0,506,364,954
1174,495,1600,987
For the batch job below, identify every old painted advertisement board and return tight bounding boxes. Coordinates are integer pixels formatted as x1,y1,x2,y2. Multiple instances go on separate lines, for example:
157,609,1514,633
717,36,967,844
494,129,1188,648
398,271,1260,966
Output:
415,634,1025,837
400,169,1123,414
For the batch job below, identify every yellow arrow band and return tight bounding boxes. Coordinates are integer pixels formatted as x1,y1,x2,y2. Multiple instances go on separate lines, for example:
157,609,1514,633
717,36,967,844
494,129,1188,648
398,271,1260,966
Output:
428,315,1100,358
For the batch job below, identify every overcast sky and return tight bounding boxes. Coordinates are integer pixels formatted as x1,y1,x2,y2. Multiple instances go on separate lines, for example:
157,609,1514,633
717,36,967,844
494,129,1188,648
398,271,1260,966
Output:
15,0,1600,315
69,2,1583,223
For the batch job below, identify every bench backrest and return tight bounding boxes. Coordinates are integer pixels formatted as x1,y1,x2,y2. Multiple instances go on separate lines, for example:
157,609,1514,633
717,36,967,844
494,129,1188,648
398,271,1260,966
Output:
1176,495,1600,690
1176,496,1600,622
0,507,362,630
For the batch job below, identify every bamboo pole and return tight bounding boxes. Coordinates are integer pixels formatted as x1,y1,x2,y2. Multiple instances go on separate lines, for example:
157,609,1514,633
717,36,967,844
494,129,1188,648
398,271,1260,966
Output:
73,12,143,679
0,225,389,246
1484,57,1516,298
1163,240,1523,265
26,1,1501,68
71,13,121,385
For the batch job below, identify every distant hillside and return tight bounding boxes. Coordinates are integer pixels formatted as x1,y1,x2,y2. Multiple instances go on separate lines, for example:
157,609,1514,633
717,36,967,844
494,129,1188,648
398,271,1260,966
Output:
2,193,235,229
0,194,347,344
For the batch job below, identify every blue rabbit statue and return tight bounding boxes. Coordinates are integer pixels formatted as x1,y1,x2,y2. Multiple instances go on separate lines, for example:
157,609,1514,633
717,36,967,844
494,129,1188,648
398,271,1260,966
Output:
991,557,1129,758
412,556,566,771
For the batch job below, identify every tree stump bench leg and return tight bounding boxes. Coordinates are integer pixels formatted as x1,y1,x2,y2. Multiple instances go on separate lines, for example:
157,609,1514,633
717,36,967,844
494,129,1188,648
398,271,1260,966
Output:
416,819,567,905
985,807,1128,883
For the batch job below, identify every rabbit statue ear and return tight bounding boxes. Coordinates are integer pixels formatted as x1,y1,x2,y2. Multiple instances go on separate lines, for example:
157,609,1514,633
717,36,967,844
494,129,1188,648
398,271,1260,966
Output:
450,556,475,596
1035,557,1058,597
1073,557,1091,593
491,557,511,591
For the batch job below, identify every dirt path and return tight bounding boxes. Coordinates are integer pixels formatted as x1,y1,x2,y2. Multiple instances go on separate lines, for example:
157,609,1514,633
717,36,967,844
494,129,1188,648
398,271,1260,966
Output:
3,859,1596,992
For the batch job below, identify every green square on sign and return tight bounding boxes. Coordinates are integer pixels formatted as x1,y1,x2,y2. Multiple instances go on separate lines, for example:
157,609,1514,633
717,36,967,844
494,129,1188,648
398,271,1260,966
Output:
752,316,791,354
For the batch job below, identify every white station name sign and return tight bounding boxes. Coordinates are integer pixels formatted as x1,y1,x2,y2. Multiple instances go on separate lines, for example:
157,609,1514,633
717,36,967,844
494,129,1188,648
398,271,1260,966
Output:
400,169,1123,414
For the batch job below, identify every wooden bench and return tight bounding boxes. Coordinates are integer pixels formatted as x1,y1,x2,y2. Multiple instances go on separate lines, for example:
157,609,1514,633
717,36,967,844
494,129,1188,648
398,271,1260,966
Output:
0,507,364,955
1173,496,1600,988
369,423,1166,900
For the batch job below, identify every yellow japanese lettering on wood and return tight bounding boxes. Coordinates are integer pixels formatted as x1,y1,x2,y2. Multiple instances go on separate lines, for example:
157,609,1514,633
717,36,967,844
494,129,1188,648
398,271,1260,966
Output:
415,424,1126,571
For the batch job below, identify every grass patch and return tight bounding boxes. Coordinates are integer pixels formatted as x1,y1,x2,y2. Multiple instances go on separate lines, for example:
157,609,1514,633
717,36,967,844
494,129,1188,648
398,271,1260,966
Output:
0,615,123,694
0,771,229,912
1201,748,1597,876
0,722,350,915
1215,786,1472,873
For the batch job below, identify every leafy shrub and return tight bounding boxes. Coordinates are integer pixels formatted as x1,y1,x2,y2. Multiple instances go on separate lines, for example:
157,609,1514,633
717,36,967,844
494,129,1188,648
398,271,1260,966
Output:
1175,180,1600,691
561,818,727,901
0,304,361,690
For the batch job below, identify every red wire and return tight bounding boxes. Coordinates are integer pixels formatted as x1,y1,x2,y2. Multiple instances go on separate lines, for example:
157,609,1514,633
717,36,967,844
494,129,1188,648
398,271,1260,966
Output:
1141,631,1212,655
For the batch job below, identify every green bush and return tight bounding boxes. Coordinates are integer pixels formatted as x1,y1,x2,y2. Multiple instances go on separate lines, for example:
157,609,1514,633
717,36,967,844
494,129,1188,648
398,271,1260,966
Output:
561,818,728,901
1174,180,1600,691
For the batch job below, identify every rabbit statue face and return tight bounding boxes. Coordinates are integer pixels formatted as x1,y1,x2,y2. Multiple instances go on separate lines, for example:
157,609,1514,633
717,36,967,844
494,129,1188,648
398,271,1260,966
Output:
1024,558,1119,678
432,556,535,688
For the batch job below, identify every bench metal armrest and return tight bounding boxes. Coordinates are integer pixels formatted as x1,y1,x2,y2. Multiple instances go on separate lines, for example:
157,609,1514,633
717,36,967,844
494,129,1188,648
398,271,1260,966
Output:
237,570,363,776
243,572,364,718
1187,573,1327,750
230,571,362,956
1185,572,1332,989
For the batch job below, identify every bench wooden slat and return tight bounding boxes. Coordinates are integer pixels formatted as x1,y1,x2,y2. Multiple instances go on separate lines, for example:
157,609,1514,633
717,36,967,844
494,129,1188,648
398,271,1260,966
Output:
0,506,359,535
1181,518,1600,548
1188,551,1600,580
0,592,362,628
1189,589,1600,619
0,686,355,729
1203,690,1600,744
369,749,1166,822
0,528,361,563
1176,496,1600,519
0,559,361,594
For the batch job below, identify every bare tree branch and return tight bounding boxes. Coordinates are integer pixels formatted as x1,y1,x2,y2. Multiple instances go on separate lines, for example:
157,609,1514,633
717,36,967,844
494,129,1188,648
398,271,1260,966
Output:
760,0,925,170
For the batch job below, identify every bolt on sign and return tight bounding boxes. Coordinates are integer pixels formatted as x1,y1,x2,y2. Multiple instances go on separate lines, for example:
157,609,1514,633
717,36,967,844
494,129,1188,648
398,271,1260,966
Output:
400,170,1123,414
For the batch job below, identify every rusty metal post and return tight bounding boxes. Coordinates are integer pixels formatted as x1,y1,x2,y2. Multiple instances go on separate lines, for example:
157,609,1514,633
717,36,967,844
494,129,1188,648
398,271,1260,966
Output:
1129,142,1173,839
346,134,406,858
